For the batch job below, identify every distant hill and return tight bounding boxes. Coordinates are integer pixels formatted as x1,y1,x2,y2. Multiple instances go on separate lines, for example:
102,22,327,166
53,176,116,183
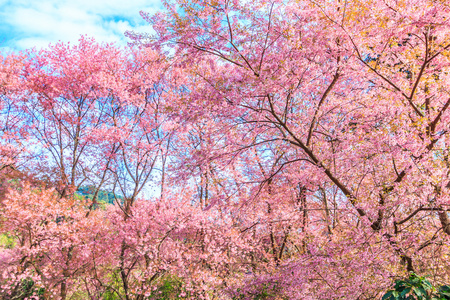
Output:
76,186,123,205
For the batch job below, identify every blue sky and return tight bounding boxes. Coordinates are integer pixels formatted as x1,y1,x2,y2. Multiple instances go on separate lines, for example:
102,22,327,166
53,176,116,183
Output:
0,0,162,52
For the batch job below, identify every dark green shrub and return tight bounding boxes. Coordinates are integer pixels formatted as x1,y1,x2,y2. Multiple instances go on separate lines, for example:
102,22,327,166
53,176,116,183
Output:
2,278,45,300
383,272,450,300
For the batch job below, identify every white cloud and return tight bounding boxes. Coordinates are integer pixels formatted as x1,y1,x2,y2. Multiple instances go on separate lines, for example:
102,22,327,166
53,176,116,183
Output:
0,0,162,51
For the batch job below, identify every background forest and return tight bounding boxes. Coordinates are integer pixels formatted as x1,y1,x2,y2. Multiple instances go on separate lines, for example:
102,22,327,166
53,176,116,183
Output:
1,0,450,299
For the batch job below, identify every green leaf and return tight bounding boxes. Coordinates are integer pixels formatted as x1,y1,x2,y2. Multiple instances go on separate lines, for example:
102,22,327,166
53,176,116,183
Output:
382,291,396,300
396,281,408,290
400,287,411,297
438,285,450,300
413,286,426,297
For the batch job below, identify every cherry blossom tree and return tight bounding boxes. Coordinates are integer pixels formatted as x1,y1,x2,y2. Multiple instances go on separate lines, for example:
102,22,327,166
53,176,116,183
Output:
2,0,450,298
126,0,450,297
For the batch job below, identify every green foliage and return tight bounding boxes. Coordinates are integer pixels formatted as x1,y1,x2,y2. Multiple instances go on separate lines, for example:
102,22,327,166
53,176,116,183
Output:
101,270,125,300
102,290,121,300
99,273,187,300
0,233,15,249
233,283,287,300
148,276,187,299
382,273,450,300
439,286,450,299
4,278,45,300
